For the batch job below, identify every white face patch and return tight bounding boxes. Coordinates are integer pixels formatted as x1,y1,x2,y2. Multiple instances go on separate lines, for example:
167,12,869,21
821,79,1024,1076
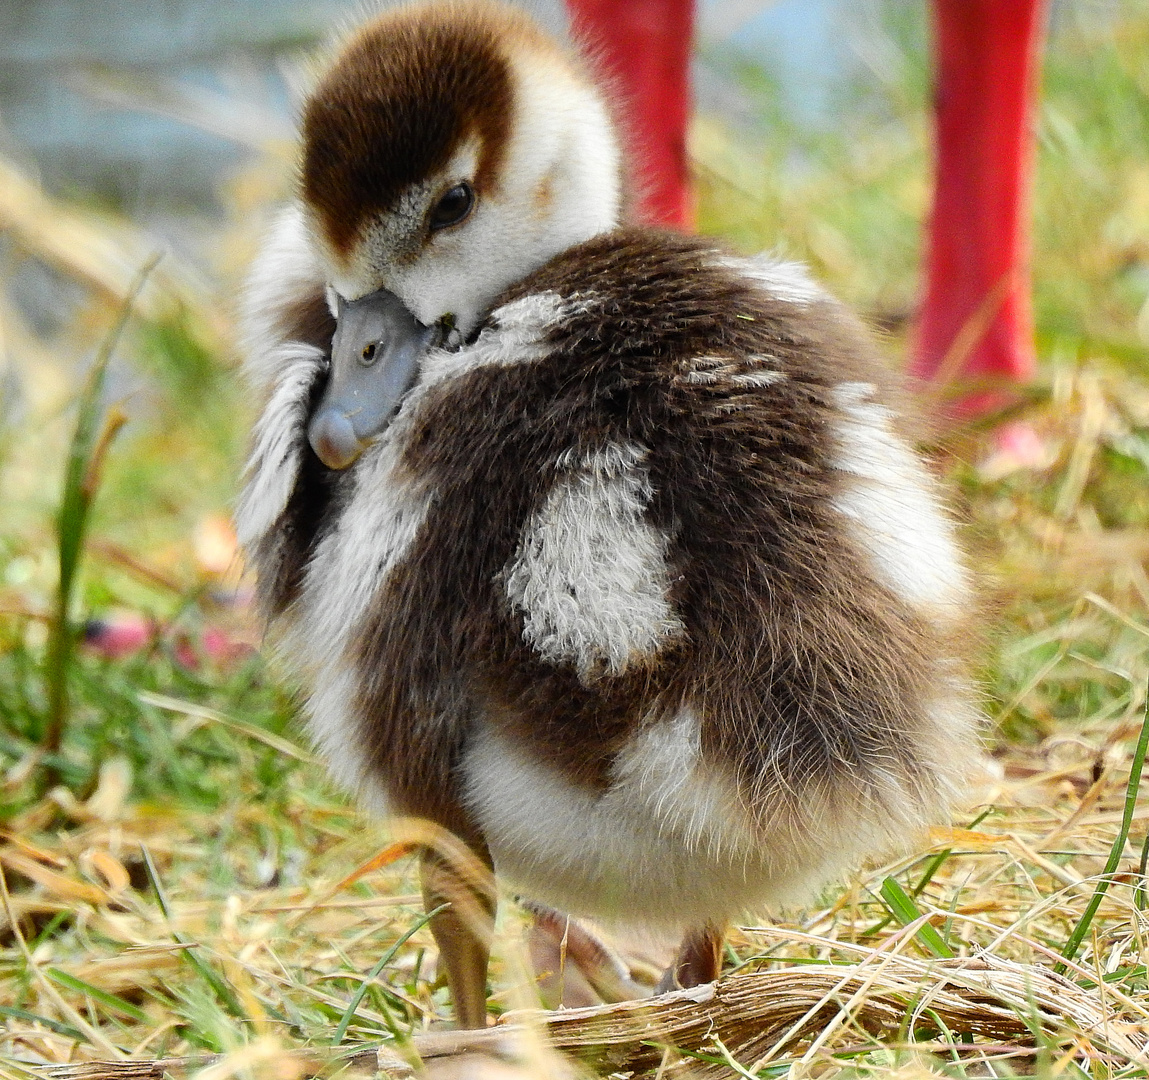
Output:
326,140,481,303
329,183,436,302
830,382,970,616
720,254,826,306
234,343,326,551
503,442,684,682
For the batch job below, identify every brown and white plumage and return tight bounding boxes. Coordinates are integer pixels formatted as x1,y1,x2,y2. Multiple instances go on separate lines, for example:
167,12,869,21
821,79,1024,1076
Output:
236,0,980,1027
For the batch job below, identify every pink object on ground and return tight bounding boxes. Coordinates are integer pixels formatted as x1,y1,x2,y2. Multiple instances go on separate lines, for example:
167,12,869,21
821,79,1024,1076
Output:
912,0,1049,412
978,419,1055,480
172,627,254,670
83,613,152,660
566,0,694,229
201,626,255,666
994,419,1047,467
85,612,252,669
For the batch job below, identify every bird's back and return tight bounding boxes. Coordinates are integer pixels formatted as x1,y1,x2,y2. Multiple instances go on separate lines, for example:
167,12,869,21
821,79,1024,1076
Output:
245,227,978,923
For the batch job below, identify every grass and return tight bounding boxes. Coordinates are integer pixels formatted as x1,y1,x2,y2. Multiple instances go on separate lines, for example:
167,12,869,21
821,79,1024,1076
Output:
41,259,153,786
2,2,1149,1077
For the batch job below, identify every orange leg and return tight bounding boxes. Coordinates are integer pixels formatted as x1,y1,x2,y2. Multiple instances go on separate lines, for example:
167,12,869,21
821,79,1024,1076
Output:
420,845,496,1028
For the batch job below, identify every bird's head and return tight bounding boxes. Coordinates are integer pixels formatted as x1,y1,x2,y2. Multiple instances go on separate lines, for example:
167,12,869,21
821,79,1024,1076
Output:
299,1,622,468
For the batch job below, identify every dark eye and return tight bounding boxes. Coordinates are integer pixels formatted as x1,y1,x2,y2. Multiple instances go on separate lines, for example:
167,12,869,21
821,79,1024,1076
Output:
429,182,475,230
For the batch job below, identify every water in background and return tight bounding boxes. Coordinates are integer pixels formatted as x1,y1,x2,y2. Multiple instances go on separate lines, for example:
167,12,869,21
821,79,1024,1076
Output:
0,0,885,219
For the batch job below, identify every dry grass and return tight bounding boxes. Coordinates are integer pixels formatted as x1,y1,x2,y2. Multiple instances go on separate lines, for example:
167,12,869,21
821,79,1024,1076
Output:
2,699,1149,1077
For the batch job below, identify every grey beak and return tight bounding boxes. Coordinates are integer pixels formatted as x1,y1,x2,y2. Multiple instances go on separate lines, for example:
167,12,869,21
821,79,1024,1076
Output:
308,289,437,469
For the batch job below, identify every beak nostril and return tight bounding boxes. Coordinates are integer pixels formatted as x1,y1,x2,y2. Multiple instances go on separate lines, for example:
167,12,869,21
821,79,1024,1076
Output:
361,342,378,365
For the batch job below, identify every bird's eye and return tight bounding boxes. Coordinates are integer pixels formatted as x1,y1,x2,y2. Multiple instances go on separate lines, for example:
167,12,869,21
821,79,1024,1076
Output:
429,182,475,231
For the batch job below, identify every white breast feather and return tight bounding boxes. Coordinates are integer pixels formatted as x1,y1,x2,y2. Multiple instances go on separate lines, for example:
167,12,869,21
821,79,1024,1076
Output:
503,442,684,682
464,708,925,925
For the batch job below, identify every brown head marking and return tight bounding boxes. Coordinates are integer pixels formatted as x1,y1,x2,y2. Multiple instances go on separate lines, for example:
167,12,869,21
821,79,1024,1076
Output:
302,3,545,257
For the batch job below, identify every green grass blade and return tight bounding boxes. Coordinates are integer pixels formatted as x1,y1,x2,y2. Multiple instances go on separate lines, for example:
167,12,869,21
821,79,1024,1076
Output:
878,877,955,959
862,809,994,938
0,1003,86,1040
332,903,446,1046
1076,964,1148,990
46,968,148,1022
42,255,160,779
139,842,173,919
1057,684,1149,972
712,1036,764,1079
140,841,246,1019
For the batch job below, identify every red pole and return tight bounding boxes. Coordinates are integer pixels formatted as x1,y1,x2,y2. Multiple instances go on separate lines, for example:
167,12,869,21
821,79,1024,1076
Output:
912,0,1048,411
565,0,695,230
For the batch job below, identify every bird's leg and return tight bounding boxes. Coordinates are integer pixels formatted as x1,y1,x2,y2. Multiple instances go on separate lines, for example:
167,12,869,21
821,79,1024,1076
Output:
656,921,727,994
420,844,496,1028
521,899,647,1008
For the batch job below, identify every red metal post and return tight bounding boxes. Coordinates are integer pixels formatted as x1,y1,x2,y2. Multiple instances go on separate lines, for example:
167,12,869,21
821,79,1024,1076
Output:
912,0,1049,409
565,0,695,229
